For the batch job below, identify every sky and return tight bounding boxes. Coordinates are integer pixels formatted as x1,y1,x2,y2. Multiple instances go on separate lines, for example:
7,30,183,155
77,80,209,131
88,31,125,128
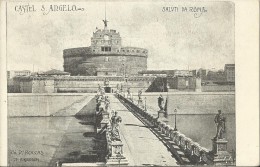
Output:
7,1,234,71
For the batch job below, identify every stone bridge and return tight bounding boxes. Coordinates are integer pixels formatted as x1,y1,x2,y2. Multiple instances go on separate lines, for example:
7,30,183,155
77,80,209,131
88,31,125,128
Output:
62,92,235,166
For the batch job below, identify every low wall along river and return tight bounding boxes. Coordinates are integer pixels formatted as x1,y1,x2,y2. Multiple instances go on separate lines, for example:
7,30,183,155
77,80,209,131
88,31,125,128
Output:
7,93,95,117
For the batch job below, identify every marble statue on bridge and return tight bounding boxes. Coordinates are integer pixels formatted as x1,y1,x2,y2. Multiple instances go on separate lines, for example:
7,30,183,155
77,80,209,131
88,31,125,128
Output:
126,88,133,101
111,111,122,141
138,89,143,100
158,94,165,111
137,89,144,108
105,96,110,111
214,110,226,140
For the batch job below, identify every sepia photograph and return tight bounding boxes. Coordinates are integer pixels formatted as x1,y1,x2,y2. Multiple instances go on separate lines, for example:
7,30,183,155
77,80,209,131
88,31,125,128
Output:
1,0,258,166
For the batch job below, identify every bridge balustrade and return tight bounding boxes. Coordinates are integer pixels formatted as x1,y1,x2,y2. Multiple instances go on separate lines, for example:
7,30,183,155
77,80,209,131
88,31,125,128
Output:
165,125,171,137
199,148,210,163
185,138,193,154
157,121,161,131
116,93,214,165
161,123,167,134
146,114,153,122
180,135,187,150
170,130,177,140
174,134,181,146
179,134,186,149
150,116,157,126
96,94,129,165
192,143,202,157
173,131,181,144
146,113,152,121
106,132,112,157
168,127,174,138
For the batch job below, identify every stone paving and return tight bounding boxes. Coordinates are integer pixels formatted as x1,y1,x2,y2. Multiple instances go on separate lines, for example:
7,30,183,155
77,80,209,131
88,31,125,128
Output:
108,95,178,166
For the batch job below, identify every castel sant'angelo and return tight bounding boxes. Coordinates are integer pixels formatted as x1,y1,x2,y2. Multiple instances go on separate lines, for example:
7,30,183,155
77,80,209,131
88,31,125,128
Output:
11,17,157,93
63,18,148,76
10,16,203,93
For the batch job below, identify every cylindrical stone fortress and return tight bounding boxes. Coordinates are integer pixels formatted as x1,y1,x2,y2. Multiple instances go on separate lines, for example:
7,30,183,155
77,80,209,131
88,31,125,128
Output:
63,21,148,76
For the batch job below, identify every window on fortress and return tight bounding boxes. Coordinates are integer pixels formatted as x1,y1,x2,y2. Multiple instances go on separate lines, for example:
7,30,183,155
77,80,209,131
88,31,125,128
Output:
105,57,109,62
101,47,111,52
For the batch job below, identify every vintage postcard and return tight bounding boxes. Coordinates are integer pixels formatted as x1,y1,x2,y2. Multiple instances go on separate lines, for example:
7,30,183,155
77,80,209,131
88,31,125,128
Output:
0,0,259,166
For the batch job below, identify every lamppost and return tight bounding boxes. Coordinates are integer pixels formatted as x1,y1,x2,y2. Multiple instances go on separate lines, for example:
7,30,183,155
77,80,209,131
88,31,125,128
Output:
166,82,169,116
174,109,178,131
144,97,147,111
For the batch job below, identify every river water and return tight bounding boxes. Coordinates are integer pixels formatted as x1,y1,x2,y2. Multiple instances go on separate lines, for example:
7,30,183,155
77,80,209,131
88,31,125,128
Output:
165,114,235,151
8,116,96,166
8,96,97,166
132,93,236,152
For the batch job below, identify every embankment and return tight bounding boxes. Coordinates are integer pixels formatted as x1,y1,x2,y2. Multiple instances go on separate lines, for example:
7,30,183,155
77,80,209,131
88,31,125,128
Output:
7,93,95,117
132,92,235,115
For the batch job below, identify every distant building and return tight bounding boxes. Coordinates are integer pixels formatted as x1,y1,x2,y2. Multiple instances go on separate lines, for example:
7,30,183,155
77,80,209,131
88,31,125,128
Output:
138,70,193,77
7,70,31,92
38,69,70,77
167,76,201,91
12,76,55,93
7,70,31,79
138,70,167,77
191,70,197,77
206,70,226,82
224,64,235,82
174,70,193,77
197,68,207,80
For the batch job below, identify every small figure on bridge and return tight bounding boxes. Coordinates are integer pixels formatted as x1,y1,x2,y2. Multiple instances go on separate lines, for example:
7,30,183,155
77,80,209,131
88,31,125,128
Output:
105,96,110,111
98,84,102,92
126,88,133,101
127,88,131,95
111,111,122,141
104,78,110,87
214,110,226,140
158,94,164,111
110,109,115,118
138,89,143,100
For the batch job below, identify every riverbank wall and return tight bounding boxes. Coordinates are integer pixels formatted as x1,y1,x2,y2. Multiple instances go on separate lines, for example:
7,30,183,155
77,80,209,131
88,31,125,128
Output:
7,93,95,117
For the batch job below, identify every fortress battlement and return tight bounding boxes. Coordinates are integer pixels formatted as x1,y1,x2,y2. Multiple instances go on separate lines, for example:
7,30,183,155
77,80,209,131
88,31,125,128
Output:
63,47,148,58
